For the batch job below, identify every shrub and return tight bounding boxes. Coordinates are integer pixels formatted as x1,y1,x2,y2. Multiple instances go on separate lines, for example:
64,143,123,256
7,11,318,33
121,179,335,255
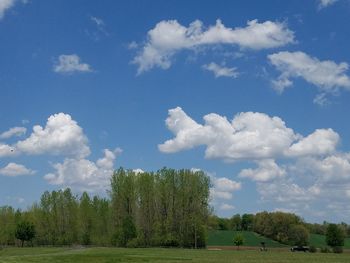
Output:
309,246,317,253
126,238,139,248
320,246,331,253
332,246,343,254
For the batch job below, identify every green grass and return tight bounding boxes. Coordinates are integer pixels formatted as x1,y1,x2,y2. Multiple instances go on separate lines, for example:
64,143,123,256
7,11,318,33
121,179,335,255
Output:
0,247,350,263
208,230,286,247
309,234,350,249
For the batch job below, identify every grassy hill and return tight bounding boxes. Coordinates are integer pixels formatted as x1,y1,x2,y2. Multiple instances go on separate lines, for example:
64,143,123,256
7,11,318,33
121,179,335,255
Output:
208,230,286,247
309,234,350,249
208,231,350,249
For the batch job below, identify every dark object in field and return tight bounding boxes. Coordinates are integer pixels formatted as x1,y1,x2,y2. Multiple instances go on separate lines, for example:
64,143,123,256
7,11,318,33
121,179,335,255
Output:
290,246,309,252
260,242,267,251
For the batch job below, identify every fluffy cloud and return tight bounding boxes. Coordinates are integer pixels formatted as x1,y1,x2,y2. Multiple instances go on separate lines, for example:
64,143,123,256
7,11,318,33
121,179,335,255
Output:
318,0,338,9
268,51,350,93
16,113,90,158
202,62,239,78
286,129,339,157
0,127,26,139
53,54,92,74
305,154,350,183
239,159,286,182
0,0,15,19
0,162,35,176
159,107,337,161
210,176,241,200
0,143,16,157
44,148,120,191
133,19,294,73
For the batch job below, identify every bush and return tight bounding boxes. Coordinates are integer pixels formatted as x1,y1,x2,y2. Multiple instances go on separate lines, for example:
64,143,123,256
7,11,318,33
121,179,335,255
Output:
126,238,140,248
309,246,317,253
320,247,331,253
332,246,343,254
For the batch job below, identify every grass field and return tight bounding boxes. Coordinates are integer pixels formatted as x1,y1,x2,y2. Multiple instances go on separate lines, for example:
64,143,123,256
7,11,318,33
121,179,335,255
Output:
1,247,350,263
208,231,350,249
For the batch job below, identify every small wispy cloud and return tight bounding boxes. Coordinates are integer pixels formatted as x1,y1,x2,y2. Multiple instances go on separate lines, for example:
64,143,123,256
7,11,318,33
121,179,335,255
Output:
53,54,93,74
202,62,239,78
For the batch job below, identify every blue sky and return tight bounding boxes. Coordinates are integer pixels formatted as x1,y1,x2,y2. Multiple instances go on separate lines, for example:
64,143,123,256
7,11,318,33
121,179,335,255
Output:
1,0,350,223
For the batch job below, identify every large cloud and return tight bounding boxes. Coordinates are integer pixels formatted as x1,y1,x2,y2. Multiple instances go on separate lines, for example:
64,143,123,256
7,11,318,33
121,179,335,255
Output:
268,51,350,93
133,19,295,73
16,113,90,158
159,107,338,161
44,148,121,192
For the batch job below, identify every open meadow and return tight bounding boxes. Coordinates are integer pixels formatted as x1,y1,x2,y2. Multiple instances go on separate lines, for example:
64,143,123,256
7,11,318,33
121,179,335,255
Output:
0,247,349,263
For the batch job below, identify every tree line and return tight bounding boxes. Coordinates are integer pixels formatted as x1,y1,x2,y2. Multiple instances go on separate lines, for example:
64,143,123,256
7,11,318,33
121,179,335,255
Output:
209,211,348,251
0,168,210,248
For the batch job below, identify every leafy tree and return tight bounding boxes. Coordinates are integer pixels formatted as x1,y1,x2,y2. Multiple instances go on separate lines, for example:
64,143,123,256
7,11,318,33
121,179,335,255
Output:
230,214,242,231
241,214,254,231
15,221,36,247
233,233,244,250
326,224,345,250
288,224,309,246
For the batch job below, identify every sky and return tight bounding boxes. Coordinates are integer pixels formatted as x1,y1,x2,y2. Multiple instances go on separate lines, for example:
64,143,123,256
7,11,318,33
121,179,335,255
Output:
1,0,350,223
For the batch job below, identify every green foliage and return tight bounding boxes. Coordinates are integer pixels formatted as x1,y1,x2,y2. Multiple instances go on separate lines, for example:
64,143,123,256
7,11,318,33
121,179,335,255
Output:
288,224,309,246
320,246,331,253
326,224,345,248
15,220,36,247
208,230,286,247
110,167,211,248
332,246,343,253
233,233,244,249
309,245,317,253
253,211,304,244
241,214,254,231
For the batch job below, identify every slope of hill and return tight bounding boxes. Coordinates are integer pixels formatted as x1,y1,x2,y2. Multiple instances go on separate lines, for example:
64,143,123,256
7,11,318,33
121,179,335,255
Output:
207,230,286,247
310,234,350,249
208,231,350,249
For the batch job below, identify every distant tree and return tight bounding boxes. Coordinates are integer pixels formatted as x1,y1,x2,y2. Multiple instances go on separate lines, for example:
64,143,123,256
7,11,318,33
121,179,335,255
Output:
288,225,309,246
15,221,36,247
230,214,242,231
233,233,244,250
241,214,254,231
326,224,345,250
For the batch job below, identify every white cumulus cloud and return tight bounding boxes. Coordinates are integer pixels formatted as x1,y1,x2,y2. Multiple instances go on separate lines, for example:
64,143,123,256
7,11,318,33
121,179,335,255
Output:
133,19,294,73
286,129,339,157
210,176,241,200
0,162,35,176
159,107,343,162
16,113,90,158
53,54,92,74
268,51,350,93
239,159,286,182
44,148,121,192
